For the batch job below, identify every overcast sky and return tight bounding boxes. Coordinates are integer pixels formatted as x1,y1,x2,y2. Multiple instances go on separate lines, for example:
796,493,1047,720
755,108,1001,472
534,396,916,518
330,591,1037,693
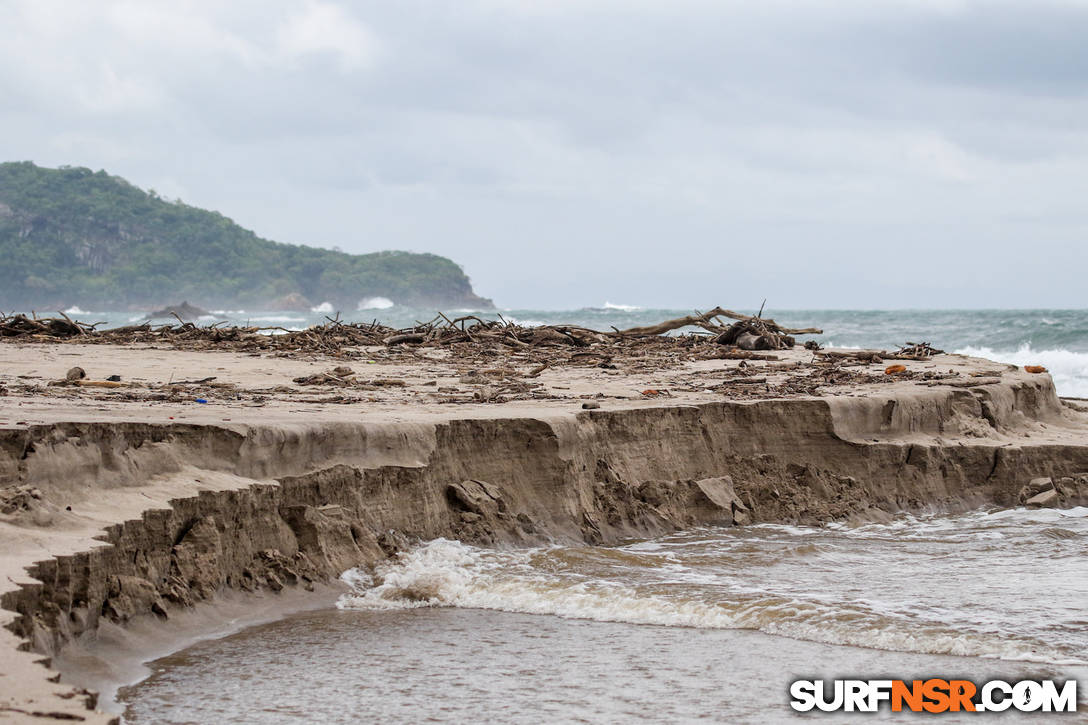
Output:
3,0,1087,309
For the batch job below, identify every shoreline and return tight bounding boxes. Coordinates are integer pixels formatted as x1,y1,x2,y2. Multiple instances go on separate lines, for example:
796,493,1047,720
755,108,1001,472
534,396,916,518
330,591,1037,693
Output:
55,584,346,715
2,342,1088,722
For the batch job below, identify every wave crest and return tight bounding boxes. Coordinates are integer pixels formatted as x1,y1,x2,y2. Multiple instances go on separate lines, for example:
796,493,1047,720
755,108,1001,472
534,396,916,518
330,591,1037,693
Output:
955,344,1088,397
338,539,1075,664
358,297,394,310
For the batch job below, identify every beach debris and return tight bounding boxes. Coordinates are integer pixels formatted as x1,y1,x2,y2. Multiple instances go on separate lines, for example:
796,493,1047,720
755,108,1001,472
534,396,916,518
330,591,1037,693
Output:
886,342,945,360
293,367,357,386
816,350,881,364
610,307,819,351
1024,365,1048,374
815,342,941,368
1,306,821,357
702,349,779,361
0,313,96,338
195,398,208,404
613,307,820,338
720,377,768,386
925,377,998,388
581,401,601,409
106,374,122,382
49,372,125,388
884,364,907,375
717,321,794,351
384,332,426,346
526,362,550,377
0,306,850,407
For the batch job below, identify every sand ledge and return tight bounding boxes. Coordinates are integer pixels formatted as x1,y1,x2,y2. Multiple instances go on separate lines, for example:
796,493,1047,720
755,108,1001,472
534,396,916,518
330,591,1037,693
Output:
2,347,1088,722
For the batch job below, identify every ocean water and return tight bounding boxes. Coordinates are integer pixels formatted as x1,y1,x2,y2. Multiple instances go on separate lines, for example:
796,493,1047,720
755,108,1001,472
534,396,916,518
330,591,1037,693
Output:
120,508,1088,723
58,305,1088,397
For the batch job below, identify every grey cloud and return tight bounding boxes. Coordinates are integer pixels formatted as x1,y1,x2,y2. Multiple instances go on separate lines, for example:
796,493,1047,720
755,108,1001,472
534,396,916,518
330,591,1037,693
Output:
2,0,1087,308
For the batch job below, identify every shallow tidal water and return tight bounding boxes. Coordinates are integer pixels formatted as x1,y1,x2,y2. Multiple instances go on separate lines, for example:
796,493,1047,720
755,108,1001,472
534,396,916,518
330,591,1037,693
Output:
120,507,1088,723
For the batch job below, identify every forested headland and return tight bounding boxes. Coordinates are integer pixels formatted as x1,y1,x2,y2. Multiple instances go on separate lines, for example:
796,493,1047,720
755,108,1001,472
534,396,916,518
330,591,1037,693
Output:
0,162,492,311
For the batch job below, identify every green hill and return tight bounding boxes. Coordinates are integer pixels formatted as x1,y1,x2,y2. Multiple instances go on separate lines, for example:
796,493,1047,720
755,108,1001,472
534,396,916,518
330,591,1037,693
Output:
0,162,492,311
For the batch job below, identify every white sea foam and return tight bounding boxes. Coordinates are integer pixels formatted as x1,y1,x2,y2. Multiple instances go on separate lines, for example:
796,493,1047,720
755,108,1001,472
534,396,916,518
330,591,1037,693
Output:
311,302,334,313
358,296,394,310
339,540,738,627
338,539,1078,665
955,344,1088,398
602,302,641,311
63,306,90,315
497,315,547,326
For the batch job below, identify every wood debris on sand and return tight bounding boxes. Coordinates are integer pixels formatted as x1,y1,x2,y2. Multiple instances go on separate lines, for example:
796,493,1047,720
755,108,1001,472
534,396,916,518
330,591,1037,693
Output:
1,308,820,358
0,307,987,407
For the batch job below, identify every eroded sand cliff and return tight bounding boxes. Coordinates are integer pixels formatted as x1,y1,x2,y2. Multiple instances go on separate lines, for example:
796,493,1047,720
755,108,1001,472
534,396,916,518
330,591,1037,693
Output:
1,344,1087,723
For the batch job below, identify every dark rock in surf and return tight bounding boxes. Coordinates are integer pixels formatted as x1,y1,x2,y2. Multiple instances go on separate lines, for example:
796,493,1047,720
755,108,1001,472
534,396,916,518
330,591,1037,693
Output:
144,301,212,321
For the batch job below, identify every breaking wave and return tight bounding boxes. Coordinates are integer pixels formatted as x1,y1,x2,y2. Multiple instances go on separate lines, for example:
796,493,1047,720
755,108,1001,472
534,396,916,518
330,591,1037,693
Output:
358,297,394,310
955,344,1088,398
338,532,1082,666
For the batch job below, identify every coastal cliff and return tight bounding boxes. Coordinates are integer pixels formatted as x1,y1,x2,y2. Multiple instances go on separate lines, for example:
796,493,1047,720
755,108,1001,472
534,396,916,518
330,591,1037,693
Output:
1,346,1087,722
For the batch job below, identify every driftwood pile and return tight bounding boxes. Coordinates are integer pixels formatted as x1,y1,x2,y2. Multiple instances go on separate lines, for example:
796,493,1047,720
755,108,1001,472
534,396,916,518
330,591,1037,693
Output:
0,308,823,359
612,307,821,350
892,342,946,360
0,313,92,338
814,341,946,366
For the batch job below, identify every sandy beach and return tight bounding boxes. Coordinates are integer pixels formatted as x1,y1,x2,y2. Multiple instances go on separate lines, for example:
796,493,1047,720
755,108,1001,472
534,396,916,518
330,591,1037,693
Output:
7,1,1088,718
2,337,1088,722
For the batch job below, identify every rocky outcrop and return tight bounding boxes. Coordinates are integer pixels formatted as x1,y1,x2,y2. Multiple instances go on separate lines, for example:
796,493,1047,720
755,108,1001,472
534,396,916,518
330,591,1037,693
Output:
1,376,1088,721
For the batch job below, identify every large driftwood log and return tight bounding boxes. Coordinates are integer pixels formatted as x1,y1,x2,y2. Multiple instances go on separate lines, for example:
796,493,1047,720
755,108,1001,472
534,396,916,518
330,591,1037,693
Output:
716,321,795,351
384,333,426,346
613,307,731,336
613,307,822,337
712,309,822,336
